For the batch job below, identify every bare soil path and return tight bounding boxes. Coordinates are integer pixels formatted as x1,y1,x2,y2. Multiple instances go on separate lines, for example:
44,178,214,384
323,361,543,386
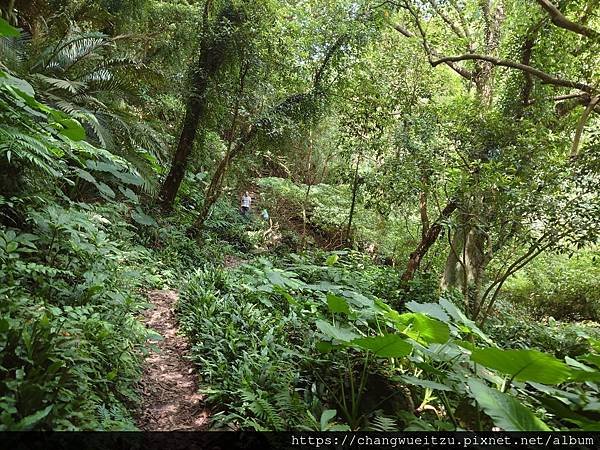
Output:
137,289,210,431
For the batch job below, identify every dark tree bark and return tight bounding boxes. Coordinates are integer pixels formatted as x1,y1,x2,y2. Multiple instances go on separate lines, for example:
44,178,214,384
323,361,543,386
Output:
517,21,543,114
158,4,239,210
401,200,457,281
535,0,599,39
345,155,361,245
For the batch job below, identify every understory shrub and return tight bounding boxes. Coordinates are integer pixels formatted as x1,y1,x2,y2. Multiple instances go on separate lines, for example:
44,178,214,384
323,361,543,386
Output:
503,249,600,321
0,202,153,430
485,299,600,359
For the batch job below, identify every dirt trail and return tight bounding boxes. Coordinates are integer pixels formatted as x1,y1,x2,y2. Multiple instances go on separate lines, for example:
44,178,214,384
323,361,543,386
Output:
137,289,210,431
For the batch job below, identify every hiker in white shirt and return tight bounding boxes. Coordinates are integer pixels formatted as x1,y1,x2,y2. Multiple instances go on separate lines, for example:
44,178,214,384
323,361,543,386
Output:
240,191,251,215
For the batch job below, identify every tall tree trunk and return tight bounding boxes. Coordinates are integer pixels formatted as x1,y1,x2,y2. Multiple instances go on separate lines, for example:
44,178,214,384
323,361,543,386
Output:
302,131,314,249
419,190,429,240
157,4,236,210
159,101,205,209
439,1,504,316
441,201,491,316
188,62,251,233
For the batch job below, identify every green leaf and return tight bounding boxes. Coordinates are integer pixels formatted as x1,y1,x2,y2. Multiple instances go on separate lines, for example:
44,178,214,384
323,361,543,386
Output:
315,341,333,353
327,294,349,314
471,348,572,384
396,375,452,391
406,301,450,322
131,209,158,227
55,117,86,141
395,312,450,344
74,168,96,184
325,254,338,266
14,405,53,431
351,334,412,357
468,379,550,431
273,285,297,305
320,409,336,430
315,320,358,342
95,182,115,199
119,186,139,203
439,298,492,344
0,72,35,97
0,17,19,37
580,354,600,370
0,318,9,333
565,356,600,381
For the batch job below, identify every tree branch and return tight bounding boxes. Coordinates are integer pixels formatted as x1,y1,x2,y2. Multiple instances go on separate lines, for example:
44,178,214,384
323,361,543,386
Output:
391,20,474,80
431,54,595,93
571,95,600,158
392,22,413,38
426,0,466,39
314,35,346,88
535,0,599,39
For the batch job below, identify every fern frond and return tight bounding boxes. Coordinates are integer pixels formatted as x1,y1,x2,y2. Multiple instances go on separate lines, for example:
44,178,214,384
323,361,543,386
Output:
367,415,398,431
239,389,286,431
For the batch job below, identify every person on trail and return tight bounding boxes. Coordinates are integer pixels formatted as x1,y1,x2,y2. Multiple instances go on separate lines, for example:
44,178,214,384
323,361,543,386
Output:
240,191,251,215
261,208,269,221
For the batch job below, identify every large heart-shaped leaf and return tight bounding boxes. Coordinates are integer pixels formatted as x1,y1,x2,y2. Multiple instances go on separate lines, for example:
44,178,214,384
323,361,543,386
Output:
395,312,450,344
439,298,492,344
131,209,158,227
316,320,358,342
57,117,86,141
471,348,572,384
407,301,450,322
468,379,550,431
351,334,412,357
327,294,349,314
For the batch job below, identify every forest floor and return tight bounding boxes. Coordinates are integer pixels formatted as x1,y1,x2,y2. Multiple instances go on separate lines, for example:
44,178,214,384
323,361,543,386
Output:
136,289,210,431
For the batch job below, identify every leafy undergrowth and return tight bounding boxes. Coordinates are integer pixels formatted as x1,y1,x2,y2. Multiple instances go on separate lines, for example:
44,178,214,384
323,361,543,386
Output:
502,249,600,322
0,202,161,430
177,252,600,431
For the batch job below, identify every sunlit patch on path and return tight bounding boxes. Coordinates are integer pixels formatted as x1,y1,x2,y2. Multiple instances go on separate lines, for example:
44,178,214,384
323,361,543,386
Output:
137,290,209,431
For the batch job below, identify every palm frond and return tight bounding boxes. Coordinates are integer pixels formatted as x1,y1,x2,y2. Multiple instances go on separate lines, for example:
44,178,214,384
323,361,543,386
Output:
32,74,87,94
34,32,110,74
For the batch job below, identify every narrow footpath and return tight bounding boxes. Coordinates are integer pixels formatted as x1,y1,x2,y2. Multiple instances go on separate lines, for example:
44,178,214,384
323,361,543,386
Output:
137,289,210,431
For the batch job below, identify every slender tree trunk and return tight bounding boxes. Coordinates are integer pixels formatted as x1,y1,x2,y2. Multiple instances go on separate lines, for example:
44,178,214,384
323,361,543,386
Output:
188,62,251,233
158,101,205,209
345,155,361,245
189,127,257,234
402,200,457,281
419,190,429,240
302,132,314,249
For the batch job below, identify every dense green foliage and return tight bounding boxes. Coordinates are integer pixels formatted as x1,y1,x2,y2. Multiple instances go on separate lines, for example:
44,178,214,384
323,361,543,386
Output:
177,254,600,431
1,0,599,433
